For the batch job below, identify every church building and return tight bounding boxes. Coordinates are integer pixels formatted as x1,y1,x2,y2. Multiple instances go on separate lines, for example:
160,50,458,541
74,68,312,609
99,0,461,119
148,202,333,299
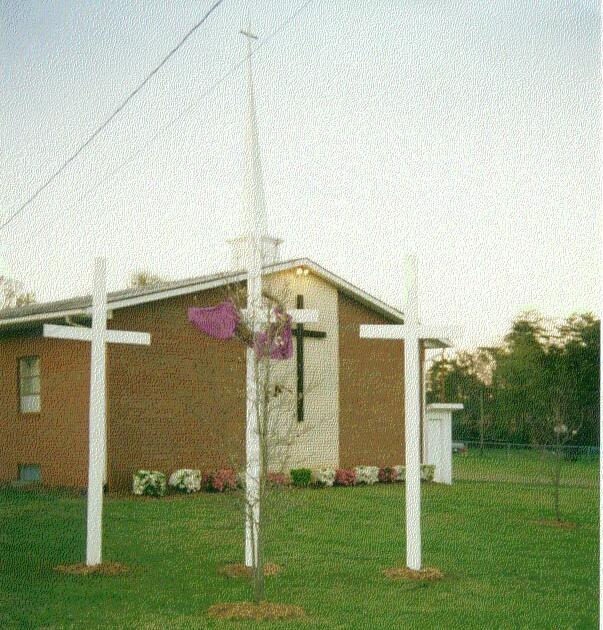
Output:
0,253,447,491
0,30,449,491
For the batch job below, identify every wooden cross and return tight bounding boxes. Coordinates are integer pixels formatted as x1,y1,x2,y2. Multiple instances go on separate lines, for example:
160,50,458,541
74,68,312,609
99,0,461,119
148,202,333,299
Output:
44,258,150,566
292,294,326,423
359,256,452,571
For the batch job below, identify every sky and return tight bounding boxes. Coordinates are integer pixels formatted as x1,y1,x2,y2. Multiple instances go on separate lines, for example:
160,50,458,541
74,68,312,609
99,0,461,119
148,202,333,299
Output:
0,0,600,348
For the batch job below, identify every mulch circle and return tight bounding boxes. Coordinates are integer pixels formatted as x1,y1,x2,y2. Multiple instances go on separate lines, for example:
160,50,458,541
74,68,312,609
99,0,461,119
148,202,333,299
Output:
384,566,444,581
533,519,577,530
54,562,129,576
208,601,306,621
217,562,281,578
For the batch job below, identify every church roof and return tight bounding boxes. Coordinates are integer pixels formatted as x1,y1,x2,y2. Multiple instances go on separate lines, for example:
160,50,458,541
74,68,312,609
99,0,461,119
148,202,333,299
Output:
0,258,449,347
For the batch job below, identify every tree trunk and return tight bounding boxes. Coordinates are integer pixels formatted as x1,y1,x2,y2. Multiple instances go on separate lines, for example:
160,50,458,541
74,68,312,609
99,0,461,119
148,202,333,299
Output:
253,511,265,603
252,354,270,604
479,391,484,451
553,438,562,521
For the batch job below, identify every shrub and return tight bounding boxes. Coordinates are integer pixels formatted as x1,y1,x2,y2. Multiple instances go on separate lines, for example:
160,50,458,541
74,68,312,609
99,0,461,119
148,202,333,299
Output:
378,467,397,483
334,468,356,486
388,465,435,482
267,472,290,487
312,467,336,487
290,468,312,488
132,470,166,497
421,464,435,482
168,469,202,493
354,466,379,485
393,465,405,482
204,469,238,492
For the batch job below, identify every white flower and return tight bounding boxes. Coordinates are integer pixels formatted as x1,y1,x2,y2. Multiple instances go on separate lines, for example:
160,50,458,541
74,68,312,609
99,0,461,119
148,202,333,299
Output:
354,466,379,485
312,467,336,487
132,470,167,497
168,469,202,493
393,465,405,482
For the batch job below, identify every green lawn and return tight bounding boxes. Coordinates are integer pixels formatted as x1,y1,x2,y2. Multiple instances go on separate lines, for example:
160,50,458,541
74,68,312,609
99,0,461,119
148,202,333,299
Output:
0,479,598,629
454,449,599,488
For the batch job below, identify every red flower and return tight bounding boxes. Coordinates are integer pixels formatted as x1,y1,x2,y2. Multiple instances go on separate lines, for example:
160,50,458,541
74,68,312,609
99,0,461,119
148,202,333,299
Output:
334,468,356,487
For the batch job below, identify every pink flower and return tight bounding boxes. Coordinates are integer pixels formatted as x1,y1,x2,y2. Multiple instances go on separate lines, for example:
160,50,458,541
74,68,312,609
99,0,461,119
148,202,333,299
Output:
334,468,356,487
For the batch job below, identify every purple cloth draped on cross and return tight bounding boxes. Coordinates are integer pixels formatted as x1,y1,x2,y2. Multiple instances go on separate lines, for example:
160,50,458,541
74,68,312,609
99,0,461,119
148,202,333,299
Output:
188,301,293,360
188,301,240,339
254,307,293,360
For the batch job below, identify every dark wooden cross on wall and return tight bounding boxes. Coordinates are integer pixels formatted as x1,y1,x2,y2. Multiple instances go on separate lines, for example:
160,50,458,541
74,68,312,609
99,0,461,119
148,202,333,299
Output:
292,294,327,422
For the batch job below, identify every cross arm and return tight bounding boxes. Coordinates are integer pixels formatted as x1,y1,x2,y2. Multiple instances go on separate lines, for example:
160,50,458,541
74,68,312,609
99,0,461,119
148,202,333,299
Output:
360,324,407,339
359,324,460,340
44,324,151,346
241,308,318,324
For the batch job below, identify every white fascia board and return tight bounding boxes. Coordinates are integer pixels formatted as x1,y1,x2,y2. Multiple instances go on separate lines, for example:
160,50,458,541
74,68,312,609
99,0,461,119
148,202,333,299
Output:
0,308,90,328
108,274,247,310
298,260,405,323
0,308,114,329
0,258,411,331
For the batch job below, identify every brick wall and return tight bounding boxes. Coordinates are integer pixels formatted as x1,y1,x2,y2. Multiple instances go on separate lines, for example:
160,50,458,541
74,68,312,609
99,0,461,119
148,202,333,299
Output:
0,278,422,490
337,292,407,468
0,332,90,487
106,287,246,490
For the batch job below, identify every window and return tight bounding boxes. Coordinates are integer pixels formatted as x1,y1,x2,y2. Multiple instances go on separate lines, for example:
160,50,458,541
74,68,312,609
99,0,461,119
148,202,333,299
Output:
18,464,41,482
19,356,40,413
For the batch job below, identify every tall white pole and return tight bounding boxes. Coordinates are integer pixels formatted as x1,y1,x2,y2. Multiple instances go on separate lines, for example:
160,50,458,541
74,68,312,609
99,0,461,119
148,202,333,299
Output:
86,257,107,566
404,256,422,570
243,28,263,568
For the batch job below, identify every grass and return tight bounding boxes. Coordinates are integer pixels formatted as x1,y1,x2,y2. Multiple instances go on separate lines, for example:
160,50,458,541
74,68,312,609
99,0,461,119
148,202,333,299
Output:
0,476,598,629
454,448,599,488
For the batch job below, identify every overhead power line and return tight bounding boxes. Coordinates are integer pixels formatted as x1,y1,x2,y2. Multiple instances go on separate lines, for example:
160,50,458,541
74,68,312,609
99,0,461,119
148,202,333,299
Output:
0,0,315,237
0,0,226,232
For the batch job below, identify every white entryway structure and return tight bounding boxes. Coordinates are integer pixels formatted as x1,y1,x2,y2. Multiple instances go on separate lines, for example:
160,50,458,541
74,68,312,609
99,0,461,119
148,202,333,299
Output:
44,258,150,566
425,403,463,485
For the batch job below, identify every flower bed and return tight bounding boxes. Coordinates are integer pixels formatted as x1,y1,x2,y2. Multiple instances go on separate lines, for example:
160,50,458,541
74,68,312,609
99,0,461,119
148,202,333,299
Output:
133,463,437,497
354,466,380,485
267,472,290,487
378,467,397,483
204,469,238,492
133,470,167,497
290,468,312,488
312,467,336,487
168,469,202,493
334,468,356,486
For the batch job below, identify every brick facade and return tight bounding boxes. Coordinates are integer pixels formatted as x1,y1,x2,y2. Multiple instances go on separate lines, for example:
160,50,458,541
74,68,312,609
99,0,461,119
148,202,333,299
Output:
0,276,420,491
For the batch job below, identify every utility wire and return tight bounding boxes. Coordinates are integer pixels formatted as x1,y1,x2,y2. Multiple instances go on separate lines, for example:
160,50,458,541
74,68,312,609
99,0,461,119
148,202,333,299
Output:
0,0,226,232
0,0,314,237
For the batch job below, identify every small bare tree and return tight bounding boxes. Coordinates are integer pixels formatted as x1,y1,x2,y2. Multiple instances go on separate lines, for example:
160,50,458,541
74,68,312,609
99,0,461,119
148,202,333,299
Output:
129,270,165,289
0,276,35,310
224,283,314,603
532,404,580,522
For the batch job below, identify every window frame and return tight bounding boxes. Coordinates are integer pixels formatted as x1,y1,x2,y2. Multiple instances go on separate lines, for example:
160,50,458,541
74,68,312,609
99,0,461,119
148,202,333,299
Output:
18,356,41,414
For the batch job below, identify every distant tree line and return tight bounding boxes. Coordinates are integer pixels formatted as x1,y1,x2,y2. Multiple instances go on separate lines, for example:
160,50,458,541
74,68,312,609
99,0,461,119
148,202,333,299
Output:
427,312,600,447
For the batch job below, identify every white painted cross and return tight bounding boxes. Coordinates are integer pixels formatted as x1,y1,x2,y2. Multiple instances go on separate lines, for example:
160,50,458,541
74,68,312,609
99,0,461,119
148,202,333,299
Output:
359,255,452,571
44,257,150,566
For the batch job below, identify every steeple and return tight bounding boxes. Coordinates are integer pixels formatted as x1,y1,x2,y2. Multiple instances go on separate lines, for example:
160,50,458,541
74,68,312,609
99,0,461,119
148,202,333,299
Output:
228,28,282,271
